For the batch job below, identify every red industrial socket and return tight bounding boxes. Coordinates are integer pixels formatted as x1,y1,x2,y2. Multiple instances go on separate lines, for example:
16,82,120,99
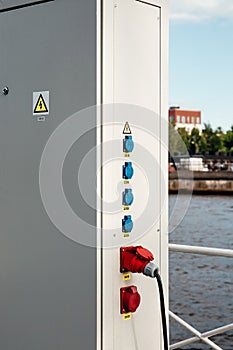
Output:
120,285,141,314
120,246,158,278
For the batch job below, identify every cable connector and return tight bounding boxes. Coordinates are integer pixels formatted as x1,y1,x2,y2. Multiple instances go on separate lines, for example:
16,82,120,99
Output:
144,261,159,278
120,246,158,278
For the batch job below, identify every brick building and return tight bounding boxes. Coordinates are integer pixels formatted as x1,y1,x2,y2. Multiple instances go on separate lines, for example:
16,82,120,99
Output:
169,107,202,134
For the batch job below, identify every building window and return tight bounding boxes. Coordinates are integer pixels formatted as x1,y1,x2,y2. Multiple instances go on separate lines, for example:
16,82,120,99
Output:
170,116,174,122
196,117,200,124
187,116,190,123
191,117,195,124
182,116,186,124
177,115,180,123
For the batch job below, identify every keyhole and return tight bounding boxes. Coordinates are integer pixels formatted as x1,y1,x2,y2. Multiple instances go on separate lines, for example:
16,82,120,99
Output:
2,87,9,96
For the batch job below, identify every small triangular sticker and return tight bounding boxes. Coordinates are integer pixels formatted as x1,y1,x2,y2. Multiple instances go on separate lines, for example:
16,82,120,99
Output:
34,94,48,114
123,121,131,134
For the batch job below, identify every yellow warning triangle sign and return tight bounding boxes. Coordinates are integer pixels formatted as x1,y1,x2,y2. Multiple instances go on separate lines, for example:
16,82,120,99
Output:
34,94,48,114
123,121,131,134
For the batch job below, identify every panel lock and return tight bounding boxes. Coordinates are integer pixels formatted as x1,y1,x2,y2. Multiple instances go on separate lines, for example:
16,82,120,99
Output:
2,87,9,96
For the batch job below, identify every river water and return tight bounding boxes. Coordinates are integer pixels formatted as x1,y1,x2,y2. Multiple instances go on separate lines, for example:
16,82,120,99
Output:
169,195,233,349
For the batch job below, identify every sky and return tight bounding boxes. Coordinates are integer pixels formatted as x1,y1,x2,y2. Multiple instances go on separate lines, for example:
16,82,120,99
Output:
169,0,233,131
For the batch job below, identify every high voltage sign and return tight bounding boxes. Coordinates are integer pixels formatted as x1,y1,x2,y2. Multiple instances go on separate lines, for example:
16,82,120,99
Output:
34,94,48,114
33,91,50,116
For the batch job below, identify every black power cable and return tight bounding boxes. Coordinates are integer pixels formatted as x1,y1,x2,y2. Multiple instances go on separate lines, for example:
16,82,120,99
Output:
154,271,169,350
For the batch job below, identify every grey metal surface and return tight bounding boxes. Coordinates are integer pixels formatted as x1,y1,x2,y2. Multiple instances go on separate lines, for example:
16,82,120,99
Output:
0,0,97,349
0,0,54,12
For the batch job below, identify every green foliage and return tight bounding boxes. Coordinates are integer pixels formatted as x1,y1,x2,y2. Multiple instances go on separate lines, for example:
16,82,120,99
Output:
223,128,233,151
169,124,189,155
169,122,233,155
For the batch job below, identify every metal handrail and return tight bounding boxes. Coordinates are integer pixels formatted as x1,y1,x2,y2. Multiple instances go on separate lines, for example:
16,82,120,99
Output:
169,243,233,258
169,311,233,350
169,244,233,349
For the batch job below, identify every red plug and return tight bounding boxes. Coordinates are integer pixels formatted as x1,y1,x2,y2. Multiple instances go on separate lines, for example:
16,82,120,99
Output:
120,246,158,278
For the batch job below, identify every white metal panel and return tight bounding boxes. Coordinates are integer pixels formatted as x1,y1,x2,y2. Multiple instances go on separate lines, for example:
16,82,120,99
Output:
96,0,102,349
113,0,160,111
101,0,169,349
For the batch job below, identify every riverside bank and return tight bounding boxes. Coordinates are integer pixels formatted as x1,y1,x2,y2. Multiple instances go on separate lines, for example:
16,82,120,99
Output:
169,171,233,195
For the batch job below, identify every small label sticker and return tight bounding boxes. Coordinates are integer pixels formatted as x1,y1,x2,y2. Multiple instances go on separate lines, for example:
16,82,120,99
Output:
37,116,45,122
123,273,131,281
33,91,49,116
123,313,131,321
123,233,130,239
124,180,130,185
123,206,130,211
124,153,130,158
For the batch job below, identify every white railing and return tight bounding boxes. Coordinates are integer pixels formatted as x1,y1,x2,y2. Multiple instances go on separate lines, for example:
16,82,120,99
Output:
169,244,233,258
169,244,233,349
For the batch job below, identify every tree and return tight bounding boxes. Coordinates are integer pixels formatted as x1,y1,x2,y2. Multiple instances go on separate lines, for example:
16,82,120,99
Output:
169,124,189,155
177,128,189,154
202,123,222,154
189,128,204,154
169,122,232,155
223,129,233,152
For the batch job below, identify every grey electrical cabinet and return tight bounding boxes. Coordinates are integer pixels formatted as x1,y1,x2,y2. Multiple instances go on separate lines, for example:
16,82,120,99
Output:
0,1,97,349
0,0,169,349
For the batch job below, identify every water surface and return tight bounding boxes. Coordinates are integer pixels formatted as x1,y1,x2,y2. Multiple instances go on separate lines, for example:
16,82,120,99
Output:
169,195,233,349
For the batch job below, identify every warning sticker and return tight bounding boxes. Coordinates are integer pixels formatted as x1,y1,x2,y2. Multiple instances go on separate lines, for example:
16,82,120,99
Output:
123,121,131,134
33,91,49,116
